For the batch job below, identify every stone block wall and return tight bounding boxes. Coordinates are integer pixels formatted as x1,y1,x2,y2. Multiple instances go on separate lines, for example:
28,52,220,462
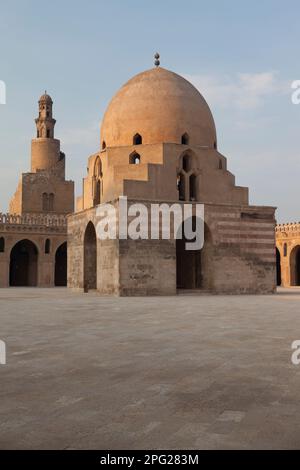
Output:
67,198,276,296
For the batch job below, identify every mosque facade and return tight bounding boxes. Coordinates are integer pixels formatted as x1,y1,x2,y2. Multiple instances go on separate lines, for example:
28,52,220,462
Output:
68,61,276,296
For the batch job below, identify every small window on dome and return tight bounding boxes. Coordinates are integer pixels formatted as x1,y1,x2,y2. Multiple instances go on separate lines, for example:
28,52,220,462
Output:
181,133,189,145
129,152,141,164
219,159,223,170
133,134,142,145
214,141,217,149
102,141,106,150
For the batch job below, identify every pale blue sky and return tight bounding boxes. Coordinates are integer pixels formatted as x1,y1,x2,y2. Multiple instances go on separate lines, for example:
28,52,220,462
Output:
0,0,300,221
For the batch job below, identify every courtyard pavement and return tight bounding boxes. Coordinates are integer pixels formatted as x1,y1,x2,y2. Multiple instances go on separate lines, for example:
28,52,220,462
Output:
1,287,300,449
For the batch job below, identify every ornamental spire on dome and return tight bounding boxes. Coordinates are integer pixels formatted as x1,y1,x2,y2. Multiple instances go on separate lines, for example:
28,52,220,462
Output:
154,52,160,67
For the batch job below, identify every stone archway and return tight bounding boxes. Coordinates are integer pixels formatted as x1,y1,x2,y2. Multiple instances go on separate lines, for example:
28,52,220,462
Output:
290,245,300,286
176,216,202,289
9,239,38,286
276,248,281,286
55,242,67,286
84,222,97,290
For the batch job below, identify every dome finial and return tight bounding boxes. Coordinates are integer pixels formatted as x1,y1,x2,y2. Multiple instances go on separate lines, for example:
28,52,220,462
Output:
154,52,160,67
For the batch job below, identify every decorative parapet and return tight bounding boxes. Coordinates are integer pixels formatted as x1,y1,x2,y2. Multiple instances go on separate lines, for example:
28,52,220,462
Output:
276,222,300,235
0,212,67,228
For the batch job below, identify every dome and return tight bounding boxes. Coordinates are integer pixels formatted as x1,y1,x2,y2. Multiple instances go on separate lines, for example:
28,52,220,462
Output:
100,67,216,148
39,92,53,104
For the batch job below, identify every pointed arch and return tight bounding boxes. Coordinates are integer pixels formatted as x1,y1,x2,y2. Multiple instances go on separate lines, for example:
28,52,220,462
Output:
94,179,101,206
84,222,97,290
181,133,189,145
179,150,197,173
45,238,50,254
129,151,141,164
176,220,211,291
93,156,102,206
94,156,102,178
290,245,300,286
9,239,38,286
55,242,67,286
177,173,185,201
133,133,142,145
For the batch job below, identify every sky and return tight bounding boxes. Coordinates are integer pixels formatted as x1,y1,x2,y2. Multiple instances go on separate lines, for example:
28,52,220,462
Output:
0,0,300,222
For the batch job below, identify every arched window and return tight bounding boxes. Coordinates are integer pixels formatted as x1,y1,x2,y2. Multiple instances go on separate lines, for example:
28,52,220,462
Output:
102,141,106,150
177,173,185,201
214,141,217,149
46,129,50,138
133,133,142,145
94,157,102,178
0,237,5,253
49,193,54,211
45,239,50,254
219,159,223,170
129,152,141,164
94,180,101,206
284,243,287,257
42,192,48,211
189,174,197,201
182,154,192,173
37,130,40,138
181,133,189,145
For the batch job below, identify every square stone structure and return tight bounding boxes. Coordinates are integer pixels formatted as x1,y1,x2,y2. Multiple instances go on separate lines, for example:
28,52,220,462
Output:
0,93,74,287
68,65,276,295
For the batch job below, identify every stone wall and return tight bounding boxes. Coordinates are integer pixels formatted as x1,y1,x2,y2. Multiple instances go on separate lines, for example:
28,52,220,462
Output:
68,199,276,296
67,207,120,294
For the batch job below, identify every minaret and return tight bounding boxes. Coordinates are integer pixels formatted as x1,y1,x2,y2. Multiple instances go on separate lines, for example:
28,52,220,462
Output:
35,92,56,139
31,92,64,175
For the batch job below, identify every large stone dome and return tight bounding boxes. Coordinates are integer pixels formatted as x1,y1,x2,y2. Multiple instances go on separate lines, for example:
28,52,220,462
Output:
100,67,216,148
